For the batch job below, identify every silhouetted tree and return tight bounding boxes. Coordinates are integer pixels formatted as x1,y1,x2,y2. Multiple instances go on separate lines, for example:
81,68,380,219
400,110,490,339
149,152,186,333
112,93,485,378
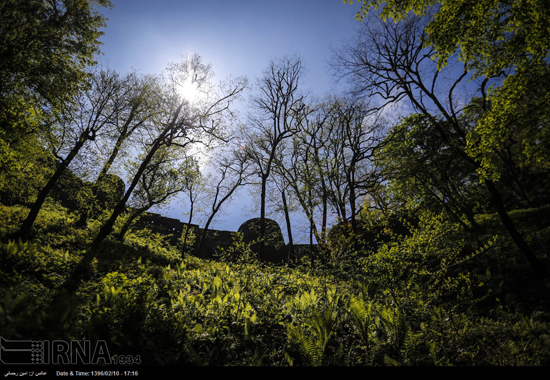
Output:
245,55,306,260
89,54,247,254
333,11,549,278
197,144,253,255
116,147,200,241
16,68,126,240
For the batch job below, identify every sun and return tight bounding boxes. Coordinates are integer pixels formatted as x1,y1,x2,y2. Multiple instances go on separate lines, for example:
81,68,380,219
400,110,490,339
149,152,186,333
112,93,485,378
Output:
179,77,199,104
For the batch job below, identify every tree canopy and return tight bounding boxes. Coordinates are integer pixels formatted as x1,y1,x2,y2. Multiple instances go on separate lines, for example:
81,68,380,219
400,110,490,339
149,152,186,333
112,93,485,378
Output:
0,0,113,135
344,0,550,74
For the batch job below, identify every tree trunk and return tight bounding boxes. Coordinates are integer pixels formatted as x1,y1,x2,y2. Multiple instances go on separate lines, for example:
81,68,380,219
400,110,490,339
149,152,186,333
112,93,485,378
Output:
182,196,195,258
259,175,267,261
321,193,328,244
309,216,314,266
308,186,315,266
484,180,549,279
89,139,161,253
198,213,218,258
436,120,549,279
77,124,134,227
349,173,359,254
88,104,184,254
16,136,87,241
281,188,294,262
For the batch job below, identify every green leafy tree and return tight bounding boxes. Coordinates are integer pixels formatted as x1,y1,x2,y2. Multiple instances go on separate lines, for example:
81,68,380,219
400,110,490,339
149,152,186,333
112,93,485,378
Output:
15,68,126,240
0,0,112,210
335,8,549,277
343,0,550,185
379,113,486,231
0,0,113,141
0,134,55,207
116,147,200,241
74,173,124,221
461,96,550,209
344,0,549,74
89,54,247,254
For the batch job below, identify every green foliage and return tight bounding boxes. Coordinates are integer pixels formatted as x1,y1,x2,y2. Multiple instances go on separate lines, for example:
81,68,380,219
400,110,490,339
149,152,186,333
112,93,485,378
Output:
0,201,89,248
0,203,28,238
215,232,259,265
0,134,55,206
345,0,550,202
76,174,125,219
0,236,84,339
0,239,74,282
50,164,85,210
126,147,197,214
83,271,156,353
1,200,550,365
122,228,182,267
86,209,128,241
284,288,342,366
177,224,196,255
467,64,550,189
345,0,550,75
0,0,114,139
3,0,548,364
379,114,486,225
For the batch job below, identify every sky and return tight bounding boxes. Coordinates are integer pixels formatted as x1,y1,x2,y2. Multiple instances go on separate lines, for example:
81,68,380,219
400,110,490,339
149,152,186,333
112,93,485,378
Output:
94,0,366,243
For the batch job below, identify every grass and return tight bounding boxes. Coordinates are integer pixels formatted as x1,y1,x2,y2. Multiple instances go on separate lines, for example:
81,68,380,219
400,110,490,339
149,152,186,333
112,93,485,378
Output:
1,201,550,366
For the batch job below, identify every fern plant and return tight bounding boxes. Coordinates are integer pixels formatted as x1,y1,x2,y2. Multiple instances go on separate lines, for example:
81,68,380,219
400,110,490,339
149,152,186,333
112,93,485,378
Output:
284,288,341,366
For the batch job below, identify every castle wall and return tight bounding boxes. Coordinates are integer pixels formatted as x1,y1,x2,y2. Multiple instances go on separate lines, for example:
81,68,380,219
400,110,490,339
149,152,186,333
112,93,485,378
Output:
194,229,238,259
136,212,199,246
136,212,317,264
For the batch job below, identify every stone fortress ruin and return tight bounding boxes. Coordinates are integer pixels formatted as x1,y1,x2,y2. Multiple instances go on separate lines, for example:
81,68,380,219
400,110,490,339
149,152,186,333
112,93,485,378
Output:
50,169,317,264
136,212,315,264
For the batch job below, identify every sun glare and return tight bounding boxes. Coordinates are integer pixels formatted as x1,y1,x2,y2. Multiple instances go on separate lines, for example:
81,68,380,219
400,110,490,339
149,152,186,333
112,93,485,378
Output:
179,77,199,103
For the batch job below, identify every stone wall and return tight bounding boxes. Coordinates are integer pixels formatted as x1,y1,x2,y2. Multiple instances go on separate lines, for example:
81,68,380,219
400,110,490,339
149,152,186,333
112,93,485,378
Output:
49,165,315,263
238,218,286,263
194,229,238,260
135,212,315,264
136,212,199,247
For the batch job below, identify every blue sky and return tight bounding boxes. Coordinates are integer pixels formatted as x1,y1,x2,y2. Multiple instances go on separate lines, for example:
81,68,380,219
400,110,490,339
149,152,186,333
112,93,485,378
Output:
95,0,365,242
97,0,362,95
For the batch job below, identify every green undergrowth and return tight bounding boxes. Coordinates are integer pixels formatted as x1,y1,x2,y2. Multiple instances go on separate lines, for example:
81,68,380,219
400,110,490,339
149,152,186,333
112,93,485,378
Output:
1,203,550,366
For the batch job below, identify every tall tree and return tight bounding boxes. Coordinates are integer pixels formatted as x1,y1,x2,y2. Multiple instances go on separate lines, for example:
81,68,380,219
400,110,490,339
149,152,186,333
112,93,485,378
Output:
96,72,163,179
88,53,247,254
275,123,322,263
324,97,386,252
334,9,549,278
276,101,333,261
269,159,300,261
245,56,306,260
196,144,253,256
15,68,125,240
0,0,113,141
180,164,203,257
116,146,200,241
282,97,386,255
378,113,485,230
0,0,113,211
